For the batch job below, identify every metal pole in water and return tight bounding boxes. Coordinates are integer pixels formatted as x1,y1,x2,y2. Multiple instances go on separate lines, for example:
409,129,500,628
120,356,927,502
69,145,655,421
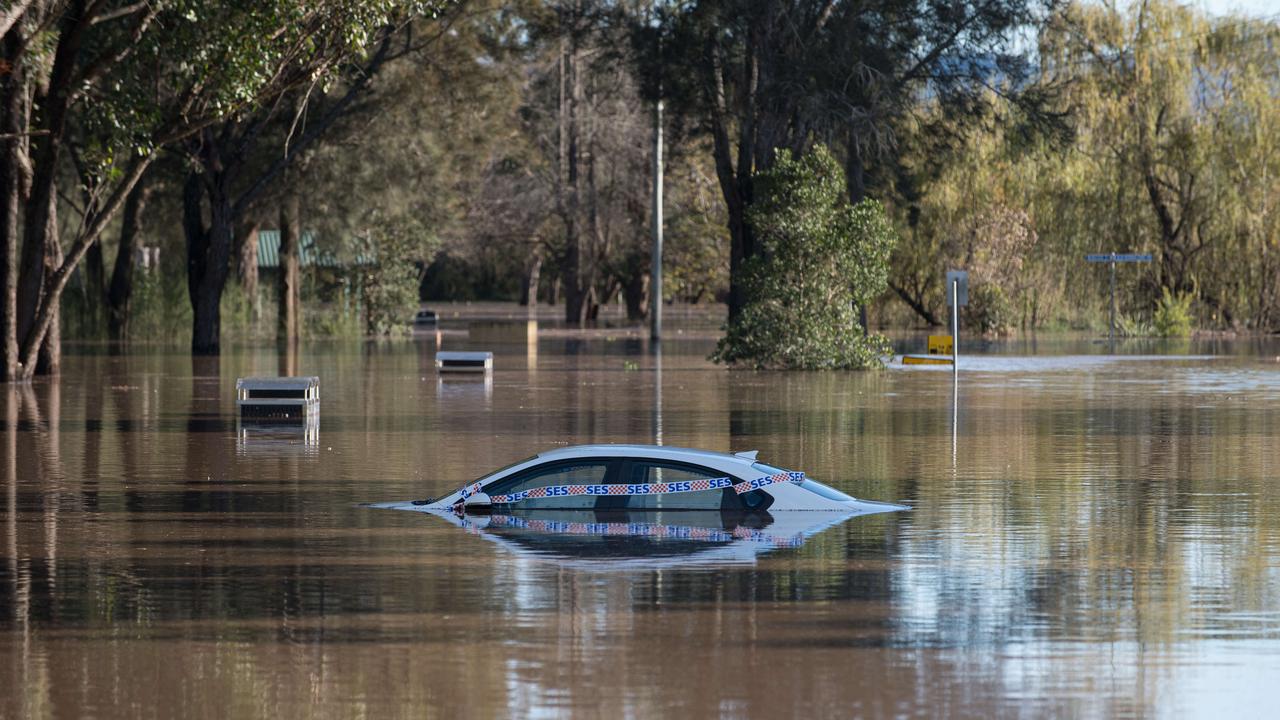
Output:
1109,252,1116,348
951,278,959,377
650,98,664,342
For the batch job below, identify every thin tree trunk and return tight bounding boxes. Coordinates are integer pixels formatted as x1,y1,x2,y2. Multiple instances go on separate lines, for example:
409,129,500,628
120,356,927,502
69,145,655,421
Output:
706,42,752,323
277,195,300,344
521,246,541,308
561,34,587,326
107,178,151,340
85,225,107,308
36,191,58,375
0,39,23,381
18,0,86,371
16,182,45,353
623,270,648,322
845,133,866,204
237,220,260,319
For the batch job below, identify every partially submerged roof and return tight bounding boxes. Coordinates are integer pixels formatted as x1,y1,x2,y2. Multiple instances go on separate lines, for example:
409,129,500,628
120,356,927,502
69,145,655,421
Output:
536,444,759,466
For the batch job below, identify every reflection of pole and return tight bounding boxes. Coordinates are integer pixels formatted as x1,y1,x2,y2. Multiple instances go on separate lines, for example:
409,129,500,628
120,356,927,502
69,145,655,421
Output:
650,97,664,341
952,369,958,470
653,343,663,446
951,278,959,377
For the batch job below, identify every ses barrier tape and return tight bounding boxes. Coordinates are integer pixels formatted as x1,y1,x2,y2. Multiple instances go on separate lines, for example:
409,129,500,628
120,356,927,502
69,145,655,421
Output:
472,471,806,504
472,514,806,548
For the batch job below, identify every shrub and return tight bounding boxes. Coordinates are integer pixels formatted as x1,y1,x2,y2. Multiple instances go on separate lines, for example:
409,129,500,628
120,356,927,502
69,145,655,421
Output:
963,284,1014,335
712,145,896,370
1116,313,1154,337
1154,288,1194,337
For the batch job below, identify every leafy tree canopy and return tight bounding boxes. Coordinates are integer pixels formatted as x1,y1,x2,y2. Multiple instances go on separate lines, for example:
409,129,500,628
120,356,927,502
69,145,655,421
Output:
712,145,895,370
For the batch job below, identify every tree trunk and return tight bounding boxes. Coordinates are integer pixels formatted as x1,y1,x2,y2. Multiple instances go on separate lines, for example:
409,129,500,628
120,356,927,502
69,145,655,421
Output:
36,199,60,376
17,0,86,376
107,179,151,340
16,175,46,357
277,195,300,344
237,220,260,319
623,270,648,322
85,225,107,308
559,9,588,327
186,169,234,356
0,40,23,381
520,246,541,308
844,132,866,204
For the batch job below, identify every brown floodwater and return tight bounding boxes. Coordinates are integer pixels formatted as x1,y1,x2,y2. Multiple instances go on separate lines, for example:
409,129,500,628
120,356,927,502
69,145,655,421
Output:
3,321,1280,718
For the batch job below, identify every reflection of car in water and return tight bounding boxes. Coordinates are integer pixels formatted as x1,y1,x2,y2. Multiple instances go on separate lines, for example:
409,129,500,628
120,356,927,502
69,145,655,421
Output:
423,508,870,568
370,445,907,566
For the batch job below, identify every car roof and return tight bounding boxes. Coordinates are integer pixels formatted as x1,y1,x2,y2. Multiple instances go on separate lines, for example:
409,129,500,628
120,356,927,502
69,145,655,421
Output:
535,444,758,467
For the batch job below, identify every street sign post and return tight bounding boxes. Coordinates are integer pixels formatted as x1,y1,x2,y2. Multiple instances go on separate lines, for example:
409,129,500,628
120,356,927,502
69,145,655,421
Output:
946,270,968,376
1085,252,1152,344
946,270,969,308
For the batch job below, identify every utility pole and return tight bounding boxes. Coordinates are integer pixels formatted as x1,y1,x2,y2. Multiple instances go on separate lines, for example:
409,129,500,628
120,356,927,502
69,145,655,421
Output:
650,97,663,341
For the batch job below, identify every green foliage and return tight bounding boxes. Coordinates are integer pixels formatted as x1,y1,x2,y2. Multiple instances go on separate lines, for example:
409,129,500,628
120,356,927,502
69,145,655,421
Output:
351,229,428,336
128,271,194,345
887,0,1280,333
1154,288,1194,337
1117,313,1155,338
712,146,895,370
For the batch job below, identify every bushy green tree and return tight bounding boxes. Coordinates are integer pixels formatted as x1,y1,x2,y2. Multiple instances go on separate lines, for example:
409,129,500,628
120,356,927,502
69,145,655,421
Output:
1154,288,1193,338
712,146,895,370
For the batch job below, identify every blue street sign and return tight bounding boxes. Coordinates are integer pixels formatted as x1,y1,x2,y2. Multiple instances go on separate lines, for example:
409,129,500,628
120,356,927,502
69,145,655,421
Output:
1086,253,1152,263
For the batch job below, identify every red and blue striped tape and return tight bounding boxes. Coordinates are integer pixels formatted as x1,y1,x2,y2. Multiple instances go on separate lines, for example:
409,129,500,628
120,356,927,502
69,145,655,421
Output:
482,471,805,504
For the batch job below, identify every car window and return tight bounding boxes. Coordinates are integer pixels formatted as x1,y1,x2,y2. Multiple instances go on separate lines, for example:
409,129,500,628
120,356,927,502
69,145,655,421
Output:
485,462,609,509
622,461,743,511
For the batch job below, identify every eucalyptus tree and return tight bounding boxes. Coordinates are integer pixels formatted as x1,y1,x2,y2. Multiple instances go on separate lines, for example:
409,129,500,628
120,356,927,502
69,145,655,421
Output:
175,2,452,354
644,0,1052,321
0,0,448,379
711,145,895,369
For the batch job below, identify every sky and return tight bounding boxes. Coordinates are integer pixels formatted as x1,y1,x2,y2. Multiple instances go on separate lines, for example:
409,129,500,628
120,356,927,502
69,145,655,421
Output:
1195,0,1279,18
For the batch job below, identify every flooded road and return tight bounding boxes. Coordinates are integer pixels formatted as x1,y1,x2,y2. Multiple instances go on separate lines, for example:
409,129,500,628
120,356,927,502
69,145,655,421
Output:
3,326,1280,718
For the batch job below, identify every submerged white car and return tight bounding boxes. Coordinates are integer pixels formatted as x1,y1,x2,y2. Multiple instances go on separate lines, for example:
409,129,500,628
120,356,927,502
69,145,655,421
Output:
387,445,907,515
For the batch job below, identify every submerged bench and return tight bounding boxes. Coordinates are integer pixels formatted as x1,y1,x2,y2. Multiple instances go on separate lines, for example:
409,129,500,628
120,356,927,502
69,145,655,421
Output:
236,376,320,420
436,351,493,373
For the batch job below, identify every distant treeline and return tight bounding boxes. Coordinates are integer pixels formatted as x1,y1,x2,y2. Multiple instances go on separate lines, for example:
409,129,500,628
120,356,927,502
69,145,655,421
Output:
2,1,1276,380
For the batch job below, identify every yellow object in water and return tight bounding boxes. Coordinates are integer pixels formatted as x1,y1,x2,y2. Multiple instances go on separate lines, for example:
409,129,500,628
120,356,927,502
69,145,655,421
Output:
927,335,953,355
902,354,953,365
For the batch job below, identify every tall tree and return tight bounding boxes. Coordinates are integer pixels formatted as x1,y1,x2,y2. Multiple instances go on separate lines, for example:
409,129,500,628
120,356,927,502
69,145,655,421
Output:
647,0,1049,320
0,0,447,378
